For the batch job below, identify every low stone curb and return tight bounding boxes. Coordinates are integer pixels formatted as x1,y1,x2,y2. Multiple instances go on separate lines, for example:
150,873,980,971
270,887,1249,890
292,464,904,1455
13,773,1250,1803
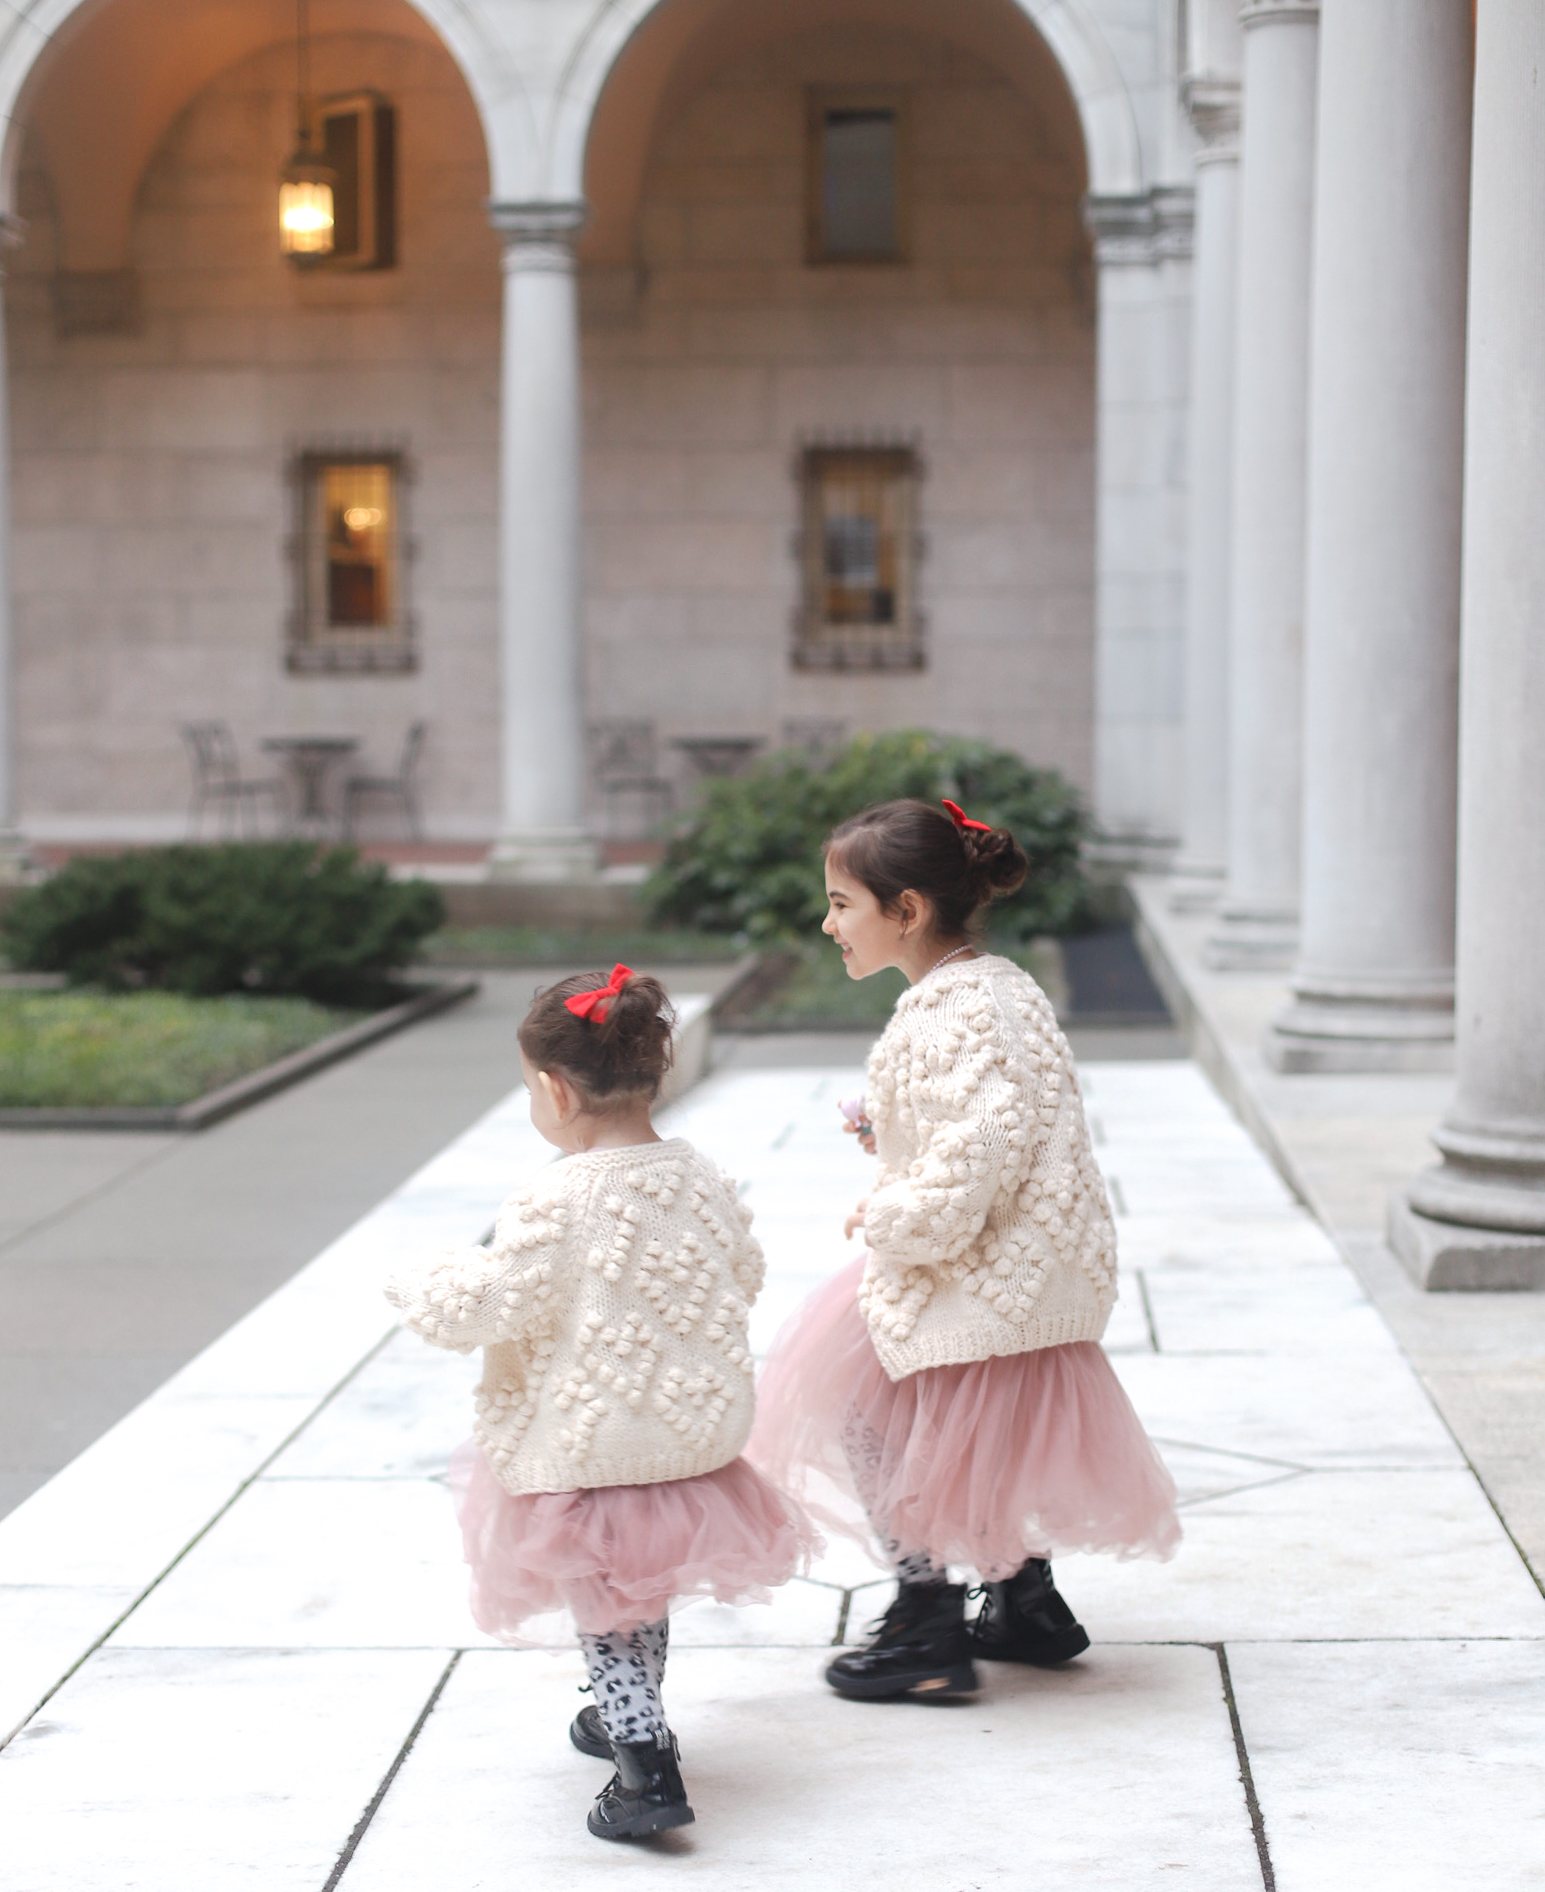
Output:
0,976,481,1133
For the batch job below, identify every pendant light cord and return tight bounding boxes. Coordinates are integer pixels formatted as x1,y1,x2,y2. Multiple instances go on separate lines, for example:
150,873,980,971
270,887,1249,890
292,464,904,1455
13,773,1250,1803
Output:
296,0,311,149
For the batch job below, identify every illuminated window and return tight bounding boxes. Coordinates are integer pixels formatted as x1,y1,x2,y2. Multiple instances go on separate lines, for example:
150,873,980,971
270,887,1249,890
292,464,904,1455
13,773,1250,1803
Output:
315,93,397,270
795,447,923,670
807,91,908,264
288,451,414,672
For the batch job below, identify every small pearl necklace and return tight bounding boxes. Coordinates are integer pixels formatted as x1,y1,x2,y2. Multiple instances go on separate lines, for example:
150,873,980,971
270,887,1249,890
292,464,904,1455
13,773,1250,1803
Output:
919,942,973,981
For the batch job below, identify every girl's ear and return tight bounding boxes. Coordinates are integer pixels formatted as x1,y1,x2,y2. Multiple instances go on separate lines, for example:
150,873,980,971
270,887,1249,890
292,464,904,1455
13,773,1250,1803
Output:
895,889,926,937
537,1068,572,1120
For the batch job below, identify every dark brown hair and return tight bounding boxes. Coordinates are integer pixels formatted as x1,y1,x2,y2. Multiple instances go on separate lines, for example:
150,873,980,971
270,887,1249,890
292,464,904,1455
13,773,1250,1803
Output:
517,971,676,1106
826,799,1027,936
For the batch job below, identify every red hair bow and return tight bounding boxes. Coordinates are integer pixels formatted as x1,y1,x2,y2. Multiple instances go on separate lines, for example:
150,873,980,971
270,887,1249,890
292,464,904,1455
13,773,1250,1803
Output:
942,798,993,834
565,963,634,1023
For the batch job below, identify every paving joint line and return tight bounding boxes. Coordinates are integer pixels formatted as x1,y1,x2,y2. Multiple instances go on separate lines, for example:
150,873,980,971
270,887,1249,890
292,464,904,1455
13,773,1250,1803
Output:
0,1323,401,1753
323,1649,462,1891
1135,1268,1160,1349
1212,1642,1276,1892
0,1133,186,1263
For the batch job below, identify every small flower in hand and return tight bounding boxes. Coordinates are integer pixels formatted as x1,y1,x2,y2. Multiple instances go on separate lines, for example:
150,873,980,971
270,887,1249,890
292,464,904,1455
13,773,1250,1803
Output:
838,1096,876,1155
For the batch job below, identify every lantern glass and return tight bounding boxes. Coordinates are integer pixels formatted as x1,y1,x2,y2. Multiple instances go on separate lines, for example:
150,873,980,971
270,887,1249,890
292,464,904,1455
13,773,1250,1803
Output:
279,172,335,256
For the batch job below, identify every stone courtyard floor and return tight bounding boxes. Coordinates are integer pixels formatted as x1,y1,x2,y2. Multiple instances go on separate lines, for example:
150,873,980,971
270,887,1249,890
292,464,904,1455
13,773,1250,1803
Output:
2,1044,1543,1888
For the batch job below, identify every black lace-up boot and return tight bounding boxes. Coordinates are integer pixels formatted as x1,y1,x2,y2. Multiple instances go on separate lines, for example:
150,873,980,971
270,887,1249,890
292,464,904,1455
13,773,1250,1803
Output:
569,1704,612,1759
825,1581,979,1700
968,1558,1090,1667
587,1731,695,1841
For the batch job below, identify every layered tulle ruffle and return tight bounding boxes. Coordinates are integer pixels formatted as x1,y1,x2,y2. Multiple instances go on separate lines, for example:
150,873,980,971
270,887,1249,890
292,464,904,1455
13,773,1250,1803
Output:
449,1443,821,1640
748,1256,1180,1579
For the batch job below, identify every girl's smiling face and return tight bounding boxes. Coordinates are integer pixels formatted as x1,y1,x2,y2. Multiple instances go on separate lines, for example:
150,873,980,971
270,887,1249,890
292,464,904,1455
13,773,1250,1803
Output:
823,855,913,979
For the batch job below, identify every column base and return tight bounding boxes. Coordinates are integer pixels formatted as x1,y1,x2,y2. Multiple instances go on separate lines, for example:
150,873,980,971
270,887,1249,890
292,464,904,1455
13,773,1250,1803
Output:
1264,995,1454,1073
1388,1186,1545,1290
1084,833,1180,875
0,828,31,885
1201,909,1298,971
1167,859,1226,912
487,829,600,883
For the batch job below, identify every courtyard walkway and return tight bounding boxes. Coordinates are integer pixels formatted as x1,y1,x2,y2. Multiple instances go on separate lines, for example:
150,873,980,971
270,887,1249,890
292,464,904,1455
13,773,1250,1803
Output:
1,1047,1542,1889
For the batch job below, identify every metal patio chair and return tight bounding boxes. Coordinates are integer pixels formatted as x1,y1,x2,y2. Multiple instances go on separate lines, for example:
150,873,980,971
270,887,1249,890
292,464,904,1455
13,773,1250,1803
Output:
588,719,674,838
342,720,427,839
180,721,284,839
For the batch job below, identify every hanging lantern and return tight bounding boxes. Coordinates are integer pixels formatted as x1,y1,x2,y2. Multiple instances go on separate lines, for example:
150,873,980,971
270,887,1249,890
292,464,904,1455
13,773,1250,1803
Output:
278,0,334,259
279,150,335,256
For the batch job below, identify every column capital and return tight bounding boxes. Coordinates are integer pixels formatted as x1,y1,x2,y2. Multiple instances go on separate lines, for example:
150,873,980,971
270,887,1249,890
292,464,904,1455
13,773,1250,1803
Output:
488,200,587,271
1083,187,1195,265
1240,2,1319,31
1183,75,1242,153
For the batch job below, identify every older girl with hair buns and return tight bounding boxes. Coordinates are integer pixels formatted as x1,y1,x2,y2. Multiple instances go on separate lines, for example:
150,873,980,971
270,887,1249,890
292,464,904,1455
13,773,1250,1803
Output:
750,799,1180,1700
387,966,815,1841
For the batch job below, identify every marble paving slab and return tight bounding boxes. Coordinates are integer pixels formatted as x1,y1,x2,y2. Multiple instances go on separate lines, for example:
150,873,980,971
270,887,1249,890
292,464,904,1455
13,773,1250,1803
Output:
1139,1261,1398,1354
0,1647,451,1891
1062,1468,1545,1643
1228,1639,1545,1892
340,1645,1265,1892
5,1054,1544,1887
0,1583,140,1746
1111,1350,1464,1468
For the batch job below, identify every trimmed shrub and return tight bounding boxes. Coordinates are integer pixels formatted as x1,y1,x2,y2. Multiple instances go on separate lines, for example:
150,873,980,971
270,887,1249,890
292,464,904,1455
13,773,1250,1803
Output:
646,729,1090,943
2,844,446,1006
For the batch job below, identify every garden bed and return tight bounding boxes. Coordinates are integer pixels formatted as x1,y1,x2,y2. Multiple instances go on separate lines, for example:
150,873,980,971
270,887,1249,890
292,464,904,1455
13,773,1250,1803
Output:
420,924,746,967
717,938,1067,1032
0,979,478,1129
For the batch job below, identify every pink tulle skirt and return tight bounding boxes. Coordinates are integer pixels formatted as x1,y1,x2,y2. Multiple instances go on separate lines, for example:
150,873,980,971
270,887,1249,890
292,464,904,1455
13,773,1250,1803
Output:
748,1256,1180,1578
448,1441,821,1640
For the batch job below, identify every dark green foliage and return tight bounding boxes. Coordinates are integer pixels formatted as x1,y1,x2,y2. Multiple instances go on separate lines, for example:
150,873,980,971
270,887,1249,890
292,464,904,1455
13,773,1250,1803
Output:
646,729,1091,943
2,844,446,1005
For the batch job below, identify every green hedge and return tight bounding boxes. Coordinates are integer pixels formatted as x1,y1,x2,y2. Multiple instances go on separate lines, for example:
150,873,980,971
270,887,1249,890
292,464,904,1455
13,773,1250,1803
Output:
2,844,445,1006
646,729,1090,943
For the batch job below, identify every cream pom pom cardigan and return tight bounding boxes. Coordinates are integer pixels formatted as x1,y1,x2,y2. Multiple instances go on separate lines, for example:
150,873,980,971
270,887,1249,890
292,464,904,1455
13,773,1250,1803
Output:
859,953,1118,1379
385,1139,764,1495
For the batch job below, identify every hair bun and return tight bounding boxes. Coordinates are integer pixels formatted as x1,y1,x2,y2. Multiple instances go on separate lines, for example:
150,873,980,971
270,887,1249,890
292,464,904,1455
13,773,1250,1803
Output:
961,823,1028,898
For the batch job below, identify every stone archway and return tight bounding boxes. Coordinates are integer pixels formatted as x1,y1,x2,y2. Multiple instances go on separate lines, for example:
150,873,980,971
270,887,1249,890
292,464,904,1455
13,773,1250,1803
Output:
572,0,1103,806
551,0,1140,207
0,0,504,847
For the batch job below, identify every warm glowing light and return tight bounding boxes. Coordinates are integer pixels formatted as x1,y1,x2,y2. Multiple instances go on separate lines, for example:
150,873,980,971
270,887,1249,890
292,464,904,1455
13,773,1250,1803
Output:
343,506,383,531
280,174,335,256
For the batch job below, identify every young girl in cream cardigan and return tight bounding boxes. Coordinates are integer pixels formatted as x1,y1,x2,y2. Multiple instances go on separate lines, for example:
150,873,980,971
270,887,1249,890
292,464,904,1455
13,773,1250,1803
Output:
751,800,1179,1699
387,967,813,1840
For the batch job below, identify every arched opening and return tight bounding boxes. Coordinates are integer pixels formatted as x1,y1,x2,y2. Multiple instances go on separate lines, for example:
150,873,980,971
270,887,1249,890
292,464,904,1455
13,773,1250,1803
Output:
6,0,500,843
574,0,1097,815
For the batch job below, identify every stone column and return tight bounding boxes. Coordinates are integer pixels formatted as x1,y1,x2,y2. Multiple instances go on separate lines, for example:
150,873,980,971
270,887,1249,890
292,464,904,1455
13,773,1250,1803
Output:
487,202,597,881
1084,188,1195,868
1171,81,1242,903
0,227,25,882
1390,0,1545,1288
1204,1,1319,968
1266,0,1471,1071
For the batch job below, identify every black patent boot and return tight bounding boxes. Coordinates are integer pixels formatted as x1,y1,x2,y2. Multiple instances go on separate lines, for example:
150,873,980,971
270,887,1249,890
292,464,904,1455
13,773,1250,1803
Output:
968,1559,1090,1667
569,1703,612,1759
825,1581,979,1700
587,1730,695,1841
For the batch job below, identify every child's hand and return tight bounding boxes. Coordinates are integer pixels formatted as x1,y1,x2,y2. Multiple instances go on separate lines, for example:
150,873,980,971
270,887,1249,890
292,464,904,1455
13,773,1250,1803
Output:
844,1196,870,1243
838,1096,876,1156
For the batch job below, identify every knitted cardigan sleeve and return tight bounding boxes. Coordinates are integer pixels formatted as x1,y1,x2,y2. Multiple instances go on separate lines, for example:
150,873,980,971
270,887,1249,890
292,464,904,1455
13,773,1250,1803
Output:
862,984,1032,1271
384,1174,573,1353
